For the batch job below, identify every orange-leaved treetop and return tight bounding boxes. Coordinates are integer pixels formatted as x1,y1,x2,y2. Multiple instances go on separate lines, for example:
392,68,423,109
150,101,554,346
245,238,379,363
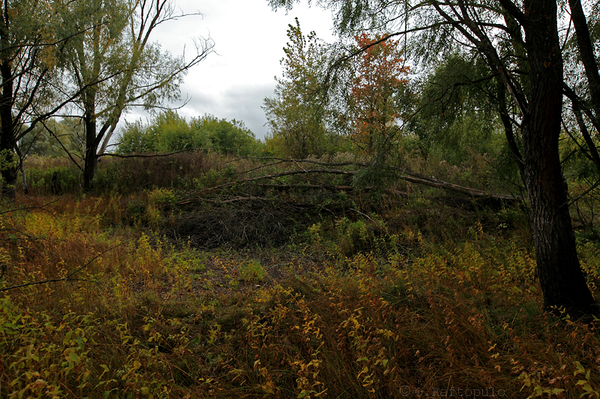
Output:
349,33,409,156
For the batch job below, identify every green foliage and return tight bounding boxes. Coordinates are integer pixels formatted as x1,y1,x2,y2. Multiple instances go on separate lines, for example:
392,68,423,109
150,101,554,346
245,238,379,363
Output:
263,18,338,158
237,260,267,283
562,135,599,182
192,115,263,156
27,118,89,161
116,111,264,156
410,53,505,164
116,119,156,154
0,299,98,398
118,110,210,154
153,112,210,153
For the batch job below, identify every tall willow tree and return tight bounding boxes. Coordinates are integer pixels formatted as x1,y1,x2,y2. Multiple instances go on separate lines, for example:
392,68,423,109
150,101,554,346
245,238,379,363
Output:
61,0,213,191
269,0,599,317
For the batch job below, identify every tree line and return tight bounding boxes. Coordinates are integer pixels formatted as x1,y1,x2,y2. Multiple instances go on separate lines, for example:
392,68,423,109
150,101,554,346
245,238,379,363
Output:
24,110,265,159
263,18,514,186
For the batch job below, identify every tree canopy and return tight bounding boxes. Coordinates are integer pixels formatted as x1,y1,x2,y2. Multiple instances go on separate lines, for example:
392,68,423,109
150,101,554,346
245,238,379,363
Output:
348,33,409,157
60,0,214,191
0,0,75,196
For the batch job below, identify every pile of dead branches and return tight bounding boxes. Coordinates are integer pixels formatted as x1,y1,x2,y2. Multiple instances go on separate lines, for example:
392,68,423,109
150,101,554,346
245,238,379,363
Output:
177,157,522,206
160,157,522,250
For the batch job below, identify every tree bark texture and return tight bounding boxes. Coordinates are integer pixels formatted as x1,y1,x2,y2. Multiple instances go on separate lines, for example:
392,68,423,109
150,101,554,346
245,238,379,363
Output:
522,0,597,316
0,58,17,198
83,97,98,192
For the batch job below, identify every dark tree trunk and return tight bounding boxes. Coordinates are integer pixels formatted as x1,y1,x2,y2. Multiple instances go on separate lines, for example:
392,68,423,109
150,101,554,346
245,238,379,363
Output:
0,58,17,199
83,144,98,192
83,97,98,192
522,0,598,317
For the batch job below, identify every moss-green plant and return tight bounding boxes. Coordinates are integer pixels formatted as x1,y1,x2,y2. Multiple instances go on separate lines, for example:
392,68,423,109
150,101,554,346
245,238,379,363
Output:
238,260,267,283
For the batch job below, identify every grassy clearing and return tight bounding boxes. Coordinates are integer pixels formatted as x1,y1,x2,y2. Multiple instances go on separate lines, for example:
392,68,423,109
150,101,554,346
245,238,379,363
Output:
1,155,599,398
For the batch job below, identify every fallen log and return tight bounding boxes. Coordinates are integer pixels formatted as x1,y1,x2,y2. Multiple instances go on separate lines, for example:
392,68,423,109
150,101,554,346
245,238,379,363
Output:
398,170,522,201
178,162,522,205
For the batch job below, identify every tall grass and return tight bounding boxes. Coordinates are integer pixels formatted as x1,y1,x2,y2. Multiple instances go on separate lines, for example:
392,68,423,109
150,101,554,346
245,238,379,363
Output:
22,152,255,195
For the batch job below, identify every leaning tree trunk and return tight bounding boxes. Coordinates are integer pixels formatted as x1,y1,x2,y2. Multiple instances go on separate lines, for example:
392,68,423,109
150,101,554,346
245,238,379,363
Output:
522,0,598,317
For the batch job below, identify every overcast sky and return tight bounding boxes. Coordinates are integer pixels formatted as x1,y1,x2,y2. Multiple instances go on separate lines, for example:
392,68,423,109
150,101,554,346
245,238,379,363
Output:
137,0,336,140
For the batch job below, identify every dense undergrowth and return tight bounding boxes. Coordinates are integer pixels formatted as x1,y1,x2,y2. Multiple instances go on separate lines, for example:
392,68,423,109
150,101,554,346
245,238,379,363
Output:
1,153,600,398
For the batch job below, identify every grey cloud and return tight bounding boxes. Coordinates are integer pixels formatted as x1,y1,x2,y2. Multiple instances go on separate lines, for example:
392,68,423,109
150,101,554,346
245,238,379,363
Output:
181,83,276,140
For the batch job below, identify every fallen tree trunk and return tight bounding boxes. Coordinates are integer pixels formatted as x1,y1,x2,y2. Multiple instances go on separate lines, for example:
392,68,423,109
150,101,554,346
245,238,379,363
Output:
398,170,521,200
178,159,522,205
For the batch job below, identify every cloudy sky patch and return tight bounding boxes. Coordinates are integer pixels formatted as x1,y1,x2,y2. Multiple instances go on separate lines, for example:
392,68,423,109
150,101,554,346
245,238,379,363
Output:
140,0,336,140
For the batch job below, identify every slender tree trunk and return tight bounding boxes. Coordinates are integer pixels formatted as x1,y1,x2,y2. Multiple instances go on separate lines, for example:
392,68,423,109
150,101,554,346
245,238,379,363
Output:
83,148,98,192
522,0,597,317
83,105,98,192
497,82,525,179
0,59,17,198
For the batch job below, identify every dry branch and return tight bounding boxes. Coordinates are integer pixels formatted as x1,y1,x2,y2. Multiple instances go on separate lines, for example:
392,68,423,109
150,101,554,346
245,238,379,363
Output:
101,149,195,159
178,168,356,204
253,158,522,200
